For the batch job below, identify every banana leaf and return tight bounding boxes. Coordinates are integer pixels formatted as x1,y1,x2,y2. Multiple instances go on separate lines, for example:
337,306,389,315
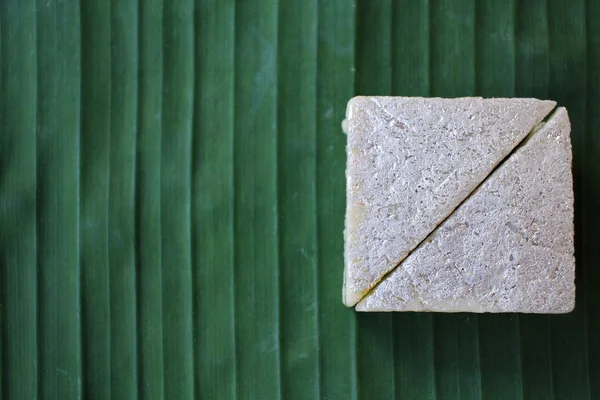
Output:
0,0,598,399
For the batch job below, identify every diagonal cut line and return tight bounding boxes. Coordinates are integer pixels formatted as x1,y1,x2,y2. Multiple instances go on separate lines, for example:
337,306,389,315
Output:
355,104,560,307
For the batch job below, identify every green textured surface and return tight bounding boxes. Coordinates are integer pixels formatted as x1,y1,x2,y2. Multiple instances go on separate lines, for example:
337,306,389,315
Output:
0,0,598,399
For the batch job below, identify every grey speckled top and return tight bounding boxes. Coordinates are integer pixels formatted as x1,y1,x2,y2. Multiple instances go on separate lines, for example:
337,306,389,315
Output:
356,108,574,313
343,96,556,307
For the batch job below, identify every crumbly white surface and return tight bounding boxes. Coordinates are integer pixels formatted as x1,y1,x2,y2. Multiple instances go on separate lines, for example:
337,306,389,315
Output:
356,108,574,313
343,96,557,307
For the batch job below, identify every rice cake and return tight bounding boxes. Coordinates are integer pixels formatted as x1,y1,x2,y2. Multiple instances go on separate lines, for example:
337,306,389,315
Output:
356,107,575,313
343,96,557,307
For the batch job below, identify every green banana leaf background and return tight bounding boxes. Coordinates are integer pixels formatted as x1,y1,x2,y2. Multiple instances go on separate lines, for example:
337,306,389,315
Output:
0,0,599,399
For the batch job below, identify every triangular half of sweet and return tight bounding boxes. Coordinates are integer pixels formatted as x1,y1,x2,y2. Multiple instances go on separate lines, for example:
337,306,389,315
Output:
356,108,574,313
343,97,556,307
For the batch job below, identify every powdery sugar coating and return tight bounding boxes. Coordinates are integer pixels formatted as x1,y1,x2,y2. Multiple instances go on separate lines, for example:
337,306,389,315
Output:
343,96,556,306
356,108,575,313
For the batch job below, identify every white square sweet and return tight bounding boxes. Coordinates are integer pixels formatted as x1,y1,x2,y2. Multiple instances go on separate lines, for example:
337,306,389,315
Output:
343,97,575,313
